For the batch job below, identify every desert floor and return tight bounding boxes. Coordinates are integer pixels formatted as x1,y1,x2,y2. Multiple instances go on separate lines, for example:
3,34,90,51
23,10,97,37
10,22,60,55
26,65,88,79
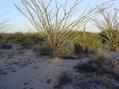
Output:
0,43,119,89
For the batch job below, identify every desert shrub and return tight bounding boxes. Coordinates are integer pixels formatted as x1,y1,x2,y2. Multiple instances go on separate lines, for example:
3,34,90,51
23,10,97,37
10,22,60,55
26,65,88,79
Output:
14,32,27,43
46,30,76,57
20,38,35,49
31,33,45,44
0,41,12,49
33,41,52,56
0,33,13,41
13,32,45,44
0,34,13,49
75,32,102,53
14,0,109,57
95,9,119,52
34,46,51,56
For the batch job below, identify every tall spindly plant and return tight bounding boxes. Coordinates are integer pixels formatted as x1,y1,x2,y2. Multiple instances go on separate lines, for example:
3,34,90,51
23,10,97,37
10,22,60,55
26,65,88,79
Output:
13,0,112,57
95,9,119,52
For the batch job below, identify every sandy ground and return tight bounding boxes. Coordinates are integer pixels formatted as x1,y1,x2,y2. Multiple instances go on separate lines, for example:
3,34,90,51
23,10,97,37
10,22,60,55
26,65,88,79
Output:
0,46,82,89
0,44,119,89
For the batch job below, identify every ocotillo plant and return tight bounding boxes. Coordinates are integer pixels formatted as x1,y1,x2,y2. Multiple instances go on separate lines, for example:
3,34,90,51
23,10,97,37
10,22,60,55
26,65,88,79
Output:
95,9,119,52
13,0,112,57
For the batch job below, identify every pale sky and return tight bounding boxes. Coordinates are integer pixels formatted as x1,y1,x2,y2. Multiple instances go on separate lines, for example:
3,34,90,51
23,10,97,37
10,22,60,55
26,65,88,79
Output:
0,0,119,33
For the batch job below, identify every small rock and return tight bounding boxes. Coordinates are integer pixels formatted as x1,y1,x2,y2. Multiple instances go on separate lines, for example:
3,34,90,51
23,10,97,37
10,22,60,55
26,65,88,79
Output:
24,82,29,85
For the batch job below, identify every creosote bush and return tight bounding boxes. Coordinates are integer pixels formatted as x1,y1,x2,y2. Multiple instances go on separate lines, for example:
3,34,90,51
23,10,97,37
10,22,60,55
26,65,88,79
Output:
14,0,109,57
